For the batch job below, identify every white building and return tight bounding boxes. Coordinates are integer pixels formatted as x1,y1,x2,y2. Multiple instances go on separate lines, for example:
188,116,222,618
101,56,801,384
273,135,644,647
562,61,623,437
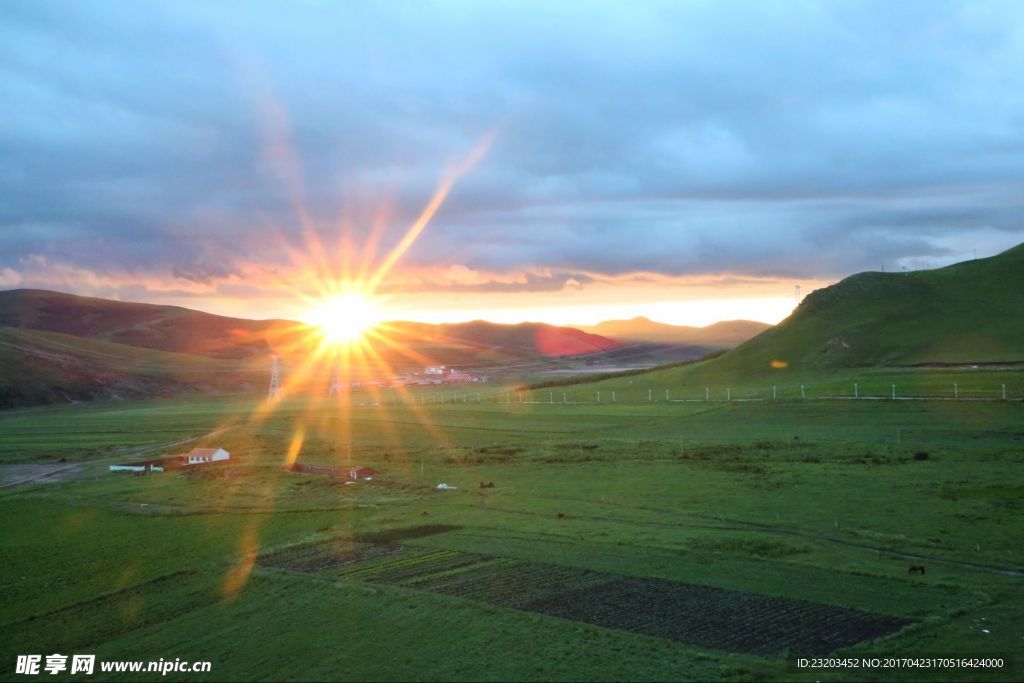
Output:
186,447,230,465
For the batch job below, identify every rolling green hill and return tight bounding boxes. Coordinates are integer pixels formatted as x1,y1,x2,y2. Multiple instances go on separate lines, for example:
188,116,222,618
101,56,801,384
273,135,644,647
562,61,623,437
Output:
0,328,259,408
558,244,1024,392
0,289,296,360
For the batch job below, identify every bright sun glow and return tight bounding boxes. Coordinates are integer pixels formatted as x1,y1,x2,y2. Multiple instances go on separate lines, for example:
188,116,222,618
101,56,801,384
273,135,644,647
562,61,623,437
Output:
308,292,380,345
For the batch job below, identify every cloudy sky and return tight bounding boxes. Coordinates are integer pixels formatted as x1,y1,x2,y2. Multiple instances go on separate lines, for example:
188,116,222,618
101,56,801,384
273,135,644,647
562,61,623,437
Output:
2,0,1023,326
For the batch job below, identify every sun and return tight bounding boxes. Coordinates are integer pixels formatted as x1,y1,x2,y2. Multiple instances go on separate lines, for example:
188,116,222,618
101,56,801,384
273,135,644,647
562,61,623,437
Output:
307,292,380,345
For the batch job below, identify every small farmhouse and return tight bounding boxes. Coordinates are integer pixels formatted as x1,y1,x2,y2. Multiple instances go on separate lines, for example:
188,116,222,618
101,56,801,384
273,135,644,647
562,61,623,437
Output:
186,447,230,465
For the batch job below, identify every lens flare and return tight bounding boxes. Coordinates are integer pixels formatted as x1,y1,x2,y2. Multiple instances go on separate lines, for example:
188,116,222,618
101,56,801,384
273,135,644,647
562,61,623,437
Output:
307,292,380,345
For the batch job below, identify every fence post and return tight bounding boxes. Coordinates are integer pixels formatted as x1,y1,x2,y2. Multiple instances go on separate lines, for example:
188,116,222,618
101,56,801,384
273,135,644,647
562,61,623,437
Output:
953,383,958,400
854,383,858,399
772,386,777,400
891,384,896,400
612,390,616,403
800,385,805,399
648,389,652,402
597,391,601,403
727,388,731,401
1002,384,1006,400
665,389,670,401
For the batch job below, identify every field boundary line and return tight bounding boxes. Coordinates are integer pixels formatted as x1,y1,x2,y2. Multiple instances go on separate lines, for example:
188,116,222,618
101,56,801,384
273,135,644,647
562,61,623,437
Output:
697,515,1024,578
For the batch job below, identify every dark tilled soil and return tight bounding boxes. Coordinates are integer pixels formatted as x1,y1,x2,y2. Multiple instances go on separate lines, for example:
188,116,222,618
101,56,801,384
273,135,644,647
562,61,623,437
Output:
524,576,911,655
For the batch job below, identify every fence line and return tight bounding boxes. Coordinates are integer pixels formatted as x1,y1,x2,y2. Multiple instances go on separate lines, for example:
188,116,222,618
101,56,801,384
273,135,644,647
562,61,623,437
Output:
367,383,1021,408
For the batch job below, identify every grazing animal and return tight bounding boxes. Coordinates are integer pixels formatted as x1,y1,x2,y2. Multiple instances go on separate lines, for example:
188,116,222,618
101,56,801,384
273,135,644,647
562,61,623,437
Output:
421,510,430,517
556,512,565,519
479,481,495,489
908,565,926,575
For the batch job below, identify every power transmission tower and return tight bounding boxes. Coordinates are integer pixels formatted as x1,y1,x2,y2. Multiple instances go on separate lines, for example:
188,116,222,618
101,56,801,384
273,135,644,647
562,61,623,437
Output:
328,363,343,397
267,355,282,401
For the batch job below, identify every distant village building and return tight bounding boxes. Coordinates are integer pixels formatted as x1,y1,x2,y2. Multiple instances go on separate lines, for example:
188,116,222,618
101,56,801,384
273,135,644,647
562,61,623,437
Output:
186,447,230,465
424,366,447,375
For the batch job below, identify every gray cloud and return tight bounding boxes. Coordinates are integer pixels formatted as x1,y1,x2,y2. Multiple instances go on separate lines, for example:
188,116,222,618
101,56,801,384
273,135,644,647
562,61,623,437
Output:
1,0,1023,293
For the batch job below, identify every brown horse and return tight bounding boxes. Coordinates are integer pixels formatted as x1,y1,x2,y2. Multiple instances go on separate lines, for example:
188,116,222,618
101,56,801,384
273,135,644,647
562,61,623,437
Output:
907,565,926,575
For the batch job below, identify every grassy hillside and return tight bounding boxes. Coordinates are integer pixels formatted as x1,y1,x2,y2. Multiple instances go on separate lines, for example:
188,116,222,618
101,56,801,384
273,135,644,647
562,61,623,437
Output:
0,289,294,360
565,244,1024,392
0,328,258,408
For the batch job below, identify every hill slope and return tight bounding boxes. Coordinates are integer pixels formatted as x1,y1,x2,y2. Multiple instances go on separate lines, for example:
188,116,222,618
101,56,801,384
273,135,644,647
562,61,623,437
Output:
0,327,259,408
582,317,769,347
729,243,1024,372
563,243,1024,390
0,289,296,360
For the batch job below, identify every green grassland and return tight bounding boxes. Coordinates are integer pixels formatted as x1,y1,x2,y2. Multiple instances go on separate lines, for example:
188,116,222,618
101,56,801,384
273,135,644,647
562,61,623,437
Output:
2,389,1022,682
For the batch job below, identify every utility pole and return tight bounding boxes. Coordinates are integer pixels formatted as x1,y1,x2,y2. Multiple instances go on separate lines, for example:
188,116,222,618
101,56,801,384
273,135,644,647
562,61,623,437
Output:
267,355,282,401
327,362,342,397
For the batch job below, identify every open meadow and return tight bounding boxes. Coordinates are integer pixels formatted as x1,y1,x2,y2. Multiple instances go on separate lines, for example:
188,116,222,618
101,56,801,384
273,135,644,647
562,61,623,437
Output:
2,371,1022,682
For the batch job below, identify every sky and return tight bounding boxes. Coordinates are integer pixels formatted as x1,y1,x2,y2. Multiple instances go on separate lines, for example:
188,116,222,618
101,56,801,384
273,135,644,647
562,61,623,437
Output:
2,0,1023,327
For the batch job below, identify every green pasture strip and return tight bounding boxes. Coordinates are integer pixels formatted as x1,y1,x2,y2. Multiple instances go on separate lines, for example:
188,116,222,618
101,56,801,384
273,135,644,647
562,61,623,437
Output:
0,497,347,623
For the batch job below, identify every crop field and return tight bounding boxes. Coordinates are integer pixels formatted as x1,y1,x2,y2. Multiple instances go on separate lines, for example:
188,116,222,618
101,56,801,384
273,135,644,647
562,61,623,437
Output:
260,535,911,655
1,376,1022,681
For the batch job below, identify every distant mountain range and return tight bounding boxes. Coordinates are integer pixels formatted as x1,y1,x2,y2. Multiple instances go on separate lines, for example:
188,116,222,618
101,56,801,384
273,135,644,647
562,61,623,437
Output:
0,289,627,407
0,288,775,408
580,317,769,347
0,289,619,362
